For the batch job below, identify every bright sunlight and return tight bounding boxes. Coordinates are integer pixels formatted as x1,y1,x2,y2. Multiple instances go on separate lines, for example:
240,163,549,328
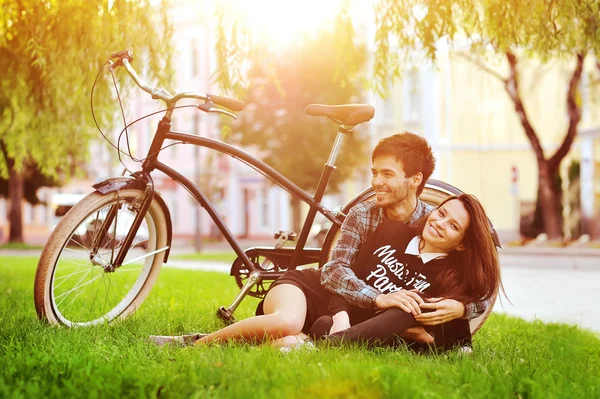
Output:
225,0,346,49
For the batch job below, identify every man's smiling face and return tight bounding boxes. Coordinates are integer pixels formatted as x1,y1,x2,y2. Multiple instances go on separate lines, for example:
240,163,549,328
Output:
371,155,411,208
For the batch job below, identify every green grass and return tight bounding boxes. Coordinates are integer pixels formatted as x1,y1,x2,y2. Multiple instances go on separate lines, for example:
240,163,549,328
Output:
0,243,44,250
171,251,237,263
1,256,599,399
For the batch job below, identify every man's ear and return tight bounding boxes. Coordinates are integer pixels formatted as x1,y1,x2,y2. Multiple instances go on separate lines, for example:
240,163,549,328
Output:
411,172,423,190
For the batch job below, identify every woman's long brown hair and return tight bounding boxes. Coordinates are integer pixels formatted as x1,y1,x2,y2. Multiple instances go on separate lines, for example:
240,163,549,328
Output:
416,194,502,304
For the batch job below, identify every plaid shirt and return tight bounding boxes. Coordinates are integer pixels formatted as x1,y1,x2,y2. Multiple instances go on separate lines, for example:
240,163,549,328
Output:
320,199,489,320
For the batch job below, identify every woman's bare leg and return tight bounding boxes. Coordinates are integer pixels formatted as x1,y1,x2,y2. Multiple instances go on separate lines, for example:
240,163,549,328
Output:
196,284,307,345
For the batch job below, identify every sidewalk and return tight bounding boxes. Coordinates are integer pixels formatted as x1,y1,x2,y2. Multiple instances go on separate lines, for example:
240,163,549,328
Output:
2,240,600,259
499,245,600,257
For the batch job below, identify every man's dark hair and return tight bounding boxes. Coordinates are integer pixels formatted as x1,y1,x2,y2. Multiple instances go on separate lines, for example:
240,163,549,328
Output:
372,132,436,196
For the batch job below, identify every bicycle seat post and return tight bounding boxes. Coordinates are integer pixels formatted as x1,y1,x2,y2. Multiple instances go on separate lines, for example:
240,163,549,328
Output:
288,124,354,268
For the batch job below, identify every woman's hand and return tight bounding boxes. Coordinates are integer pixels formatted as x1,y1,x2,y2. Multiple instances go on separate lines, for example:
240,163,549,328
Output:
374,291,425,315
329,311,351,334
415,297,466,325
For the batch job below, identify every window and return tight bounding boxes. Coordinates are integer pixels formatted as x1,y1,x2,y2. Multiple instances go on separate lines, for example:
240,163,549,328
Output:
193,113,200,136
191,38,199,78
260,187,269,228
380,94,394,125
404,68,421,123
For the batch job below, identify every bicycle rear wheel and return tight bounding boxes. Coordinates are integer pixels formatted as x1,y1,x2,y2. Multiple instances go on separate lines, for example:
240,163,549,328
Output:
34,188,168,327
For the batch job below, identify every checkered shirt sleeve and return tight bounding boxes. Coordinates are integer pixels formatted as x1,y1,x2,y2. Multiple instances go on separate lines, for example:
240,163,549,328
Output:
320,201,383,309
464,297,489,320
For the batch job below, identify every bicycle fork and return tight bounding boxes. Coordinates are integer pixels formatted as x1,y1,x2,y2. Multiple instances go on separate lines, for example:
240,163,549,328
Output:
216,231,296,325
90,184,154,272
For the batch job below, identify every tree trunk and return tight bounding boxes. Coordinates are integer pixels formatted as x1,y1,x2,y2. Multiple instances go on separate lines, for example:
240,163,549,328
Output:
536,162,563,238
8,160,24,243
290,196,302,234
504,52,584,240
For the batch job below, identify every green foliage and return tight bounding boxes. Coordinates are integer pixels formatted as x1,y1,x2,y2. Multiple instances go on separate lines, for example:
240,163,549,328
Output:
227,23,369,193
1,256,600,398
372,0,600,92
0,161,60,204
215,1,600,95
0,0,174,179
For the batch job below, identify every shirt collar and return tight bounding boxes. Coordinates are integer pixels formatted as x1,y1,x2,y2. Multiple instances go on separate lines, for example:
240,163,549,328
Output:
405,236,447,264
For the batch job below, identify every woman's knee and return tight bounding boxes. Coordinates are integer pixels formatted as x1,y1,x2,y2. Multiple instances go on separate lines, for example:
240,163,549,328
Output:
263,283,308,336
270,312,305,336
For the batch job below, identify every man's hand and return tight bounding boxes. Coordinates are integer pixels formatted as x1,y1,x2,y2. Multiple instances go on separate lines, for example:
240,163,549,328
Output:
415,297,466,325
375,291,425,315
329,311,351,335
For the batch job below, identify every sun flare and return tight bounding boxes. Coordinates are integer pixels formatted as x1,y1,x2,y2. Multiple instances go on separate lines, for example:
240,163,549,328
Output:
226,0,345,49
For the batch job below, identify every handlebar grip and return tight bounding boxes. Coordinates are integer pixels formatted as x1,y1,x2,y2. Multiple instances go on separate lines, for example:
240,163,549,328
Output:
209,94,245,112
111,48,134,62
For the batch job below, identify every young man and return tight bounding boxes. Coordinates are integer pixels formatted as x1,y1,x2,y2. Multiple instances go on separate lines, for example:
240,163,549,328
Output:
320,132,489,342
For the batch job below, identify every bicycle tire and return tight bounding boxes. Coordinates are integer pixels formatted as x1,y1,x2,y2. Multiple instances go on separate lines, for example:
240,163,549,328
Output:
34,188,168,327
319,181,495,335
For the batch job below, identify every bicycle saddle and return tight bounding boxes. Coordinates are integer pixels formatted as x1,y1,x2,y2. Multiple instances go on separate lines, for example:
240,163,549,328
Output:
305,104,375,126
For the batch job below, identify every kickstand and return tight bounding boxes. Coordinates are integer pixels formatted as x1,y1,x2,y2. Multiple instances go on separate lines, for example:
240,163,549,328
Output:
216,231,297,325
217,270,261,325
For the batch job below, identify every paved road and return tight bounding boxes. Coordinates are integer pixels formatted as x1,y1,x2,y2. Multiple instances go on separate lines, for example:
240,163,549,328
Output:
494,253,600,333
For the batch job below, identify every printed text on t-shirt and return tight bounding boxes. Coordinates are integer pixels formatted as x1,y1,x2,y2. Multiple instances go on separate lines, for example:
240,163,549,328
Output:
365,245,431,293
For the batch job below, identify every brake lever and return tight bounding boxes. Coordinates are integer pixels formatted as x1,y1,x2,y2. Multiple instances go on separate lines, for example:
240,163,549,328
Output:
111,49,134,62
107,49,134,71
197,104,237,120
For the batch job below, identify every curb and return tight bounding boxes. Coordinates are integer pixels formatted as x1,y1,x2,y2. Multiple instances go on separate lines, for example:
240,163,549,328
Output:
499,246,600,257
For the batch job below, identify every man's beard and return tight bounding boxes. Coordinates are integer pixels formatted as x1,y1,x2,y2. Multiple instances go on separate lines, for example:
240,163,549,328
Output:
375,181,409,208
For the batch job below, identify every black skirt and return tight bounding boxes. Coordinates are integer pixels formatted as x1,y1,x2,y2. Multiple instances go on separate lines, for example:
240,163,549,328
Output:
255,268,333,334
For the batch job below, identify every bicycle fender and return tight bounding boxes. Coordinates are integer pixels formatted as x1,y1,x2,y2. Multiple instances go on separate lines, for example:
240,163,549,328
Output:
92,177,173,262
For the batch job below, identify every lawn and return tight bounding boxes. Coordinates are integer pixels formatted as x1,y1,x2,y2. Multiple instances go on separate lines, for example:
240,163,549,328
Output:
171,251,238,263
1,256,599,399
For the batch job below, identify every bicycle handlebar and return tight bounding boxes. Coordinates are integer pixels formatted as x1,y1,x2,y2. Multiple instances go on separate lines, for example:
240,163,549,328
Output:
109,49,245,113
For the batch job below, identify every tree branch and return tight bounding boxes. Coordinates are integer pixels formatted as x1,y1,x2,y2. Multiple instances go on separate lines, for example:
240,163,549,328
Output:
548,53,585,171
504,51,546,163
454,51,508,83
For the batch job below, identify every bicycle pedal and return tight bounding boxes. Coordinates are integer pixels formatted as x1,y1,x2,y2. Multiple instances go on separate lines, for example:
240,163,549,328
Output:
217,306,236,325
273,231,297,242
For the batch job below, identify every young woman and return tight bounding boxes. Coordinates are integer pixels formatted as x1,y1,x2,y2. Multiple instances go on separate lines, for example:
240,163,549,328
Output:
310,194,501,350
150,194,501,351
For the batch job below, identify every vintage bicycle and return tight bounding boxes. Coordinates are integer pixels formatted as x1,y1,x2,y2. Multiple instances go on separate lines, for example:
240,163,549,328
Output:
34,50,500,333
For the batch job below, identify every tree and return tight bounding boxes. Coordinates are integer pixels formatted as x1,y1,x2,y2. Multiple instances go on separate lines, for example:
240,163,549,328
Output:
228,23,369,233
0,0,173,243
215,0,600,239
0,159,60,241
456,51,584,239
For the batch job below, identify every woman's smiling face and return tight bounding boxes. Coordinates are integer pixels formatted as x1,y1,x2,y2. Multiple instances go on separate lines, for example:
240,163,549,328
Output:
422,199,471,253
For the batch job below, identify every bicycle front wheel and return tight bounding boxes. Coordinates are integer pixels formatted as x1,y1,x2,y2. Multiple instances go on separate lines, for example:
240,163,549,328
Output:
34,188,168,327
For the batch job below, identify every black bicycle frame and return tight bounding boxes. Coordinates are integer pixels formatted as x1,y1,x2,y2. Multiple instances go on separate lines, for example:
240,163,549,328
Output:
137,116,348,273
